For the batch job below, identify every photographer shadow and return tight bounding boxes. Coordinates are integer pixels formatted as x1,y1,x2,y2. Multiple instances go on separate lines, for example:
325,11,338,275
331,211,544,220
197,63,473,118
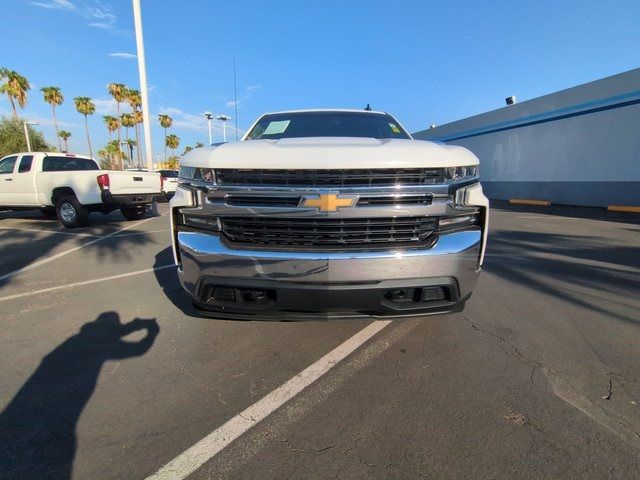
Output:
0,312,159,480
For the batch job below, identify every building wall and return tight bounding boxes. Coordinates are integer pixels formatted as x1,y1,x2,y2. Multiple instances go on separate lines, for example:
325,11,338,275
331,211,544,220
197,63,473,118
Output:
413,68,640,207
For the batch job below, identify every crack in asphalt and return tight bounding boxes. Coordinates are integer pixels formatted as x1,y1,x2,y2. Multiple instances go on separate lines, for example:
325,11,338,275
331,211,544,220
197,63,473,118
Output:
603,376,614,400
462,315,640,450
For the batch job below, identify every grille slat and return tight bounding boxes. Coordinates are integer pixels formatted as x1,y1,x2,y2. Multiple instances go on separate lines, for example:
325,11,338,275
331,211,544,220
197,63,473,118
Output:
216,168,446,187
220,217,436,248
221,194,432,208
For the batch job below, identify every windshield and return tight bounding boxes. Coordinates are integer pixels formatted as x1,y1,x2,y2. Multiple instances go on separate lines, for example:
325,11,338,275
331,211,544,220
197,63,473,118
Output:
246,111,411,140
42,156,99,172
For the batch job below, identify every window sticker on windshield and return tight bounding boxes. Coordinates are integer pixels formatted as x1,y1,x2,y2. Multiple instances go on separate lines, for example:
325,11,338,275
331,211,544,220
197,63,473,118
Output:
389,123,401,133
263,120,291,135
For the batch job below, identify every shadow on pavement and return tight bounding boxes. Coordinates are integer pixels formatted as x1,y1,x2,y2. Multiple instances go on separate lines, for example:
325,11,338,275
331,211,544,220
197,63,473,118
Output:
486,229,640,325
0,219,155,292
491,200,640,225
0,312,159,480
153,247,202,318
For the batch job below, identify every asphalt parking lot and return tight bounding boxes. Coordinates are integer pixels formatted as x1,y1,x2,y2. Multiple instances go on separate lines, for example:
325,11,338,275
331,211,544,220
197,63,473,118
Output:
0,202,639,480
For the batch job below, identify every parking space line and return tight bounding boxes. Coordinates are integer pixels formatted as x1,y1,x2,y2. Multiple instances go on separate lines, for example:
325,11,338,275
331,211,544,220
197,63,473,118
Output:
145,320,392,480
0,264,176,303
112,229,169,238
0,216,159,283
0,226,99,237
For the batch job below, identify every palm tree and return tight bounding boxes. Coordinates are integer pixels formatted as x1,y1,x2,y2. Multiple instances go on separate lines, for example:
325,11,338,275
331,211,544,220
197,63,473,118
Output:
165,134,180,158
103,115,122,169
102,115,120,142
73,96,95,158
125,88,143,166
158,114,173,162
122,139,137,167
120,113,136,167
107,83,127,149
59,130,71,152
0,68,30,119
40,86,64,150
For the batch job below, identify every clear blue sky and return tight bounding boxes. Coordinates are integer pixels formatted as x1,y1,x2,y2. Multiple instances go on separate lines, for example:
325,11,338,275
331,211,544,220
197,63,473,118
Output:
4,0,639,157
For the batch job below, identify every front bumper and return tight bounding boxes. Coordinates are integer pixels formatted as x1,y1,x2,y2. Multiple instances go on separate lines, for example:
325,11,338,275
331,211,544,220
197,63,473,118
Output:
170,180,489,319
176,229,482,319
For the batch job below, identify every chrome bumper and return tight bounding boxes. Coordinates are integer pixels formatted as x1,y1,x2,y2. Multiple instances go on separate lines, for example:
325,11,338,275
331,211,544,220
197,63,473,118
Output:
176,229,482,317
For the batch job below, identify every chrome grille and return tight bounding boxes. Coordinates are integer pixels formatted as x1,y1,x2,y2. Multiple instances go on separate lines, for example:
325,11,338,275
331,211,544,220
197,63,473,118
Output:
220,217,436,248
215,168,447,187
222,193,432,207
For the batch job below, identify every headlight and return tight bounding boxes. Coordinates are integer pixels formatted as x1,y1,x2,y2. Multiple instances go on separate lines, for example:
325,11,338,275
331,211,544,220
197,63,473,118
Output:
446,165,478,181
178,166,217,187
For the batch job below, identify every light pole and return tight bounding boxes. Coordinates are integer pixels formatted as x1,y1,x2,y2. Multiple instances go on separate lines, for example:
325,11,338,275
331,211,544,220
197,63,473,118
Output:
204,111,213,145
132,0,153,172
132,0,158,216
23,121,38,152
216,115,230,142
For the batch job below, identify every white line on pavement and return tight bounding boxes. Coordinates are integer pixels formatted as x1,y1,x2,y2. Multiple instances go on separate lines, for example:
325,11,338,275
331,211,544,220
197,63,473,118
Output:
0,226,98,237
112,229,169,237
0,264,176,302
0,216,158,283
145,320,392,480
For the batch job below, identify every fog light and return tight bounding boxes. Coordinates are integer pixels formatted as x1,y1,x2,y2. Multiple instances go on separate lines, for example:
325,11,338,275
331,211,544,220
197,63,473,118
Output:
247,290,266,301
387,289,411,301
439,214,478,227
182,214,221,231
420,287,446,302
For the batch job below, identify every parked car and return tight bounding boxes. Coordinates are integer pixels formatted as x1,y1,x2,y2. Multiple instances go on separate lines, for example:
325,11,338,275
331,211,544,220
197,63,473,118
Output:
170,109,489,319
158,169,179,199
0,152,161,227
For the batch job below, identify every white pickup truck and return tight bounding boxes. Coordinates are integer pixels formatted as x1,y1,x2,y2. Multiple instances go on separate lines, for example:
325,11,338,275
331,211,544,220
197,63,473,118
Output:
0,152,161,227
171,109,489,320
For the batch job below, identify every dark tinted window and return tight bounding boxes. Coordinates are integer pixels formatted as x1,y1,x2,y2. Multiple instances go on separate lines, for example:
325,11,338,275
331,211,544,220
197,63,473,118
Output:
0,156,17,174
159,170,178,178
42,156,99,172
246,112,411,140
18,155,33,173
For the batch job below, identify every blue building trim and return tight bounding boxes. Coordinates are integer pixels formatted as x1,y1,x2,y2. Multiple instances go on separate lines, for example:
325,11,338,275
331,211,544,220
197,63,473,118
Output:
430,89,640,142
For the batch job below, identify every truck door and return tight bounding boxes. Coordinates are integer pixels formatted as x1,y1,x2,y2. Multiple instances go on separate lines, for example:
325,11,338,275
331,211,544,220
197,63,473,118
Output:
0,155,19,205
9,154,40,207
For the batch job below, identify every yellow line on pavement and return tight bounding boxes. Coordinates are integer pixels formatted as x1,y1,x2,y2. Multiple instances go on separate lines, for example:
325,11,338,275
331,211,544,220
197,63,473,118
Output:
607,205,640,213
509,198,551,206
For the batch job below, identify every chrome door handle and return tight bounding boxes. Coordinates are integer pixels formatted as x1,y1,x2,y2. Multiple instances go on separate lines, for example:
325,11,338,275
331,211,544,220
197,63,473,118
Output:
4,178,13,181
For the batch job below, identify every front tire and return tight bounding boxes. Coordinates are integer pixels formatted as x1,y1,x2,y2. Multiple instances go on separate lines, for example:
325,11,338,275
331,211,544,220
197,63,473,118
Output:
56,195,88,228
121,206,146,221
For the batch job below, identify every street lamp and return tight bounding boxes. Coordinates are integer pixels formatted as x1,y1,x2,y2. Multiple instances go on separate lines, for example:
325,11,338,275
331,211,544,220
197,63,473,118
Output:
204,111,213,145
23,121,38,152
216,115,230,142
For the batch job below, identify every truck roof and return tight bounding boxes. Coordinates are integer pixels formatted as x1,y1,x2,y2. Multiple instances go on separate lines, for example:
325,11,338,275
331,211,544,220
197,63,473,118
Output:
264,108,388,116
6,152,93,159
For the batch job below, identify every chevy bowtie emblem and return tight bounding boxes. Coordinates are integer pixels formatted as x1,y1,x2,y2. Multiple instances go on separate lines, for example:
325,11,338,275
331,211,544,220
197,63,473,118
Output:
300,193,358,212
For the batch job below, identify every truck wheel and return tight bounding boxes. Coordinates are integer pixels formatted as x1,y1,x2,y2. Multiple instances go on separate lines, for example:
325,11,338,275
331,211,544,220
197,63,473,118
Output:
40,207,56,217
121,206,146,221
56,195,88,228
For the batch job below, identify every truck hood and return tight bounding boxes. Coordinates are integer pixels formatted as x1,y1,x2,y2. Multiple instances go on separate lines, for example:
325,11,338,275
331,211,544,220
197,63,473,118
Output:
180,137,479,169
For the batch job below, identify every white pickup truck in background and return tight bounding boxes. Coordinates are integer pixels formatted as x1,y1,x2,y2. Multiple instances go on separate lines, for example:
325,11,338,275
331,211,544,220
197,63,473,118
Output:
0,152,161,227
